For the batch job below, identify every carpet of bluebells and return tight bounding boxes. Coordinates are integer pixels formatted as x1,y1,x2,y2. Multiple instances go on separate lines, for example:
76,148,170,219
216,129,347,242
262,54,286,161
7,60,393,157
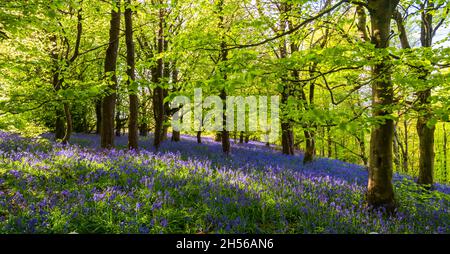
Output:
0,131,449,234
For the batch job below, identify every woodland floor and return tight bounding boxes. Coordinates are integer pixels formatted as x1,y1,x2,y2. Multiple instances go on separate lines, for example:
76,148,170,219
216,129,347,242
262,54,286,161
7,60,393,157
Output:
0,131,449,233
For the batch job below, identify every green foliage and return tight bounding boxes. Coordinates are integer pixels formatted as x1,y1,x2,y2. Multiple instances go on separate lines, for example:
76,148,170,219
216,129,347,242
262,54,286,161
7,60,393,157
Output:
0,113,49,137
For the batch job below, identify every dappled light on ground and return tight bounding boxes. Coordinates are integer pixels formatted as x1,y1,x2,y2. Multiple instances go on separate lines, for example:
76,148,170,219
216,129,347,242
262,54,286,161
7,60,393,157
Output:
0,132,449,233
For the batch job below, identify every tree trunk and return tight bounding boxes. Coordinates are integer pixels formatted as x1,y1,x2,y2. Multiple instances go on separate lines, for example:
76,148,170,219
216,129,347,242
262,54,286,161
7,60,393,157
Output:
139,122,148,136
281,121,294,155
327,126,332,158
303,64,318,164
53,78,67,143
61,103,72,144
239,131,244,144
60,6,81,144
95,98,102,134
393,9,411,49
215,132,222,142
416,89,435,187
51,62,65,140
217,0,230,155
303,130,315,163
403,119,409,172
357,132,368,167
50,7,82,142
334,141,338,159
320,128,325,157
153,6,165,150
393,124,406,173
139,85,148,137
153,86,164,149
125,0,139,150
161,41,170,142
356,5,369,42
393,10,412,173
279,4,295,156
367,0,398,211
245,133,249,143
220,89,231,155
55,106,65,140
393,124,401,171
444,124,447,181
355,6,368,167
101,0,121,149
416,2,435,187
82,107,89,133
172,131,180,142
197,131,202,144
170,61,180,143
300,87,313,163
162,105,169,141
115,99,121,137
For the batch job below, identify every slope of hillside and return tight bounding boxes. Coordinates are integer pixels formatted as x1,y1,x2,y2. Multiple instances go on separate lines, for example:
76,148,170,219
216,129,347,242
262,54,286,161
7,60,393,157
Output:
0,132,449,233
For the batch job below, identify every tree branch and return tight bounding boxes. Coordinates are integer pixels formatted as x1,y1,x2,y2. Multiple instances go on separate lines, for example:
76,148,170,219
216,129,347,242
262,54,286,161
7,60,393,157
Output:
200,0,348,51
69,4,83,63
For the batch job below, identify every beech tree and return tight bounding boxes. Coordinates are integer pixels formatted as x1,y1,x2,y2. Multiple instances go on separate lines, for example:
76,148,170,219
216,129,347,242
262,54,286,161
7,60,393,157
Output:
125,0,139,150
366,0,399,210
101,0,121,149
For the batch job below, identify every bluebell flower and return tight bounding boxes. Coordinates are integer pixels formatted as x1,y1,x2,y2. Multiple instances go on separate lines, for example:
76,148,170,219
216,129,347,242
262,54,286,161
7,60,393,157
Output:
161,218,168,228
151,201,162,211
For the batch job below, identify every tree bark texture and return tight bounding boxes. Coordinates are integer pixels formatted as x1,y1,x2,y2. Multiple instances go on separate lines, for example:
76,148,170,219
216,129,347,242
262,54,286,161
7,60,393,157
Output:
101,0,121,149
